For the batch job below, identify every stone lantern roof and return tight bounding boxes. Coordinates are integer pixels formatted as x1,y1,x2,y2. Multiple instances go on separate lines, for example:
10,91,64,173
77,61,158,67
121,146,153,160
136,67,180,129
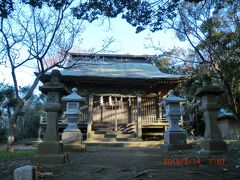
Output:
164,90,187,103
39,69,67,94
62,88,85,102
159,90,186,106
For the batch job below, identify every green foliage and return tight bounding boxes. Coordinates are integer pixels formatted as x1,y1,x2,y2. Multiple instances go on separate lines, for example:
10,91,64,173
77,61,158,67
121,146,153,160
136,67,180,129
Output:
0,84,43,141
154,58,172,74
0,128,7,143
157,0,240,117
0,0,13,18
0,149,36,161
72,0,180,33
0,0,72,18
0,0,206,31
71,0,207,33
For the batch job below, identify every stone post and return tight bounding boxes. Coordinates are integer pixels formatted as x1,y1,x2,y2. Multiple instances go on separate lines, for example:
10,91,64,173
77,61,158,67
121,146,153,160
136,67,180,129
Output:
159,90,192,151
136,96,142,140
87,94,93,139
62,87,86,152
195,80,227,153
14,165,38,180
36,70,67,164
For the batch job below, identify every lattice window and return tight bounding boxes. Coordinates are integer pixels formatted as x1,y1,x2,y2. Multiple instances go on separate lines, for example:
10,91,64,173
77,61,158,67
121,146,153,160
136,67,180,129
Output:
68,103,78,110
170,105,180,112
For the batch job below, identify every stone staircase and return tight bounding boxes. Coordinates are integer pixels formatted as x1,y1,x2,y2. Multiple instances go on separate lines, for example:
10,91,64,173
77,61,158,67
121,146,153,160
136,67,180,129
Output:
88,123,137,142
119,123,136,135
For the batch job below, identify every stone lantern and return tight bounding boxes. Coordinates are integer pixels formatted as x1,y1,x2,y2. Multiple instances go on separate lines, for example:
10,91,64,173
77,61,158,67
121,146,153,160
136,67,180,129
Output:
159,90,192,151
61,87,86,151
36,69,67,163
195,79,227,153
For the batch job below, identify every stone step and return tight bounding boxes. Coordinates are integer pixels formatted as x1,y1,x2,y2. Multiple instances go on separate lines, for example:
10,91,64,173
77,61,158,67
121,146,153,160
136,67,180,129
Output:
124,125,136,130
90,134,105,140
89,138,117,142
122,130,135,134
118,123,135,130
125,123,135,128
116,133,134,139
122,129,135,134
95,130,107,134
100,138,117,142
105,133,117,138
83,141,162,147
116,138,133,141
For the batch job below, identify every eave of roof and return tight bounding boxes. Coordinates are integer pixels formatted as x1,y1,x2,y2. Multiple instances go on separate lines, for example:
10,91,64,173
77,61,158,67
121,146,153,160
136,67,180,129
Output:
38,53,186,83
61,57,183,80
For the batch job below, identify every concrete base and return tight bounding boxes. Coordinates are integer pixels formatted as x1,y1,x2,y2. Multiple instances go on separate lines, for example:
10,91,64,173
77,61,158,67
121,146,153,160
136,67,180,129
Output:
63,143,86,152
161,144,193,152
62,131,82,144
162,131,192,151
164,131,187,144
38,141,64,154
36,141,67,164
201,139,227,153
35,153,68,164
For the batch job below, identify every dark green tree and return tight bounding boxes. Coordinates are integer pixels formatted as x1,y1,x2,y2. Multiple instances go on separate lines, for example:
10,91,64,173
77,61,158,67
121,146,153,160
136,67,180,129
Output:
72,0,205,33
172,0,240,117
0,84,44,142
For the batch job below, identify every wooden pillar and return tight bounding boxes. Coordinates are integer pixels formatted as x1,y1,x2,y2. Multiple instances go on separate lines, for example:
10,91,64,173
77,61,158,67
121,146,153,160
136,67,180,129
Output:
137,96,142,139
87,94,93,139
128,104,132,123
155,97,160,119
114,97,118,131
100,106,103,124
159,97,163,122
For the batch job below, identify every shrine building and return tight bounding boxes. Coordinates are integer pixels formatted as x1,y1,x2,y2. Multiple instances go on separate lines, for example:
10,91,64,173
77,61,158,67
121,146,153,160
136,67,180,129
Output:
39,53,185,141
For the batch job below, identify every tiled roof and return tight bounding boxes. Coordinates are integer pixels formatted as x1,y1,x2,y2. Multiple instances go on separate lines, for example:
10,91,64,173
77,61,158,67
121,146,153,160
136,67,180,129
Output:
60,54,182,79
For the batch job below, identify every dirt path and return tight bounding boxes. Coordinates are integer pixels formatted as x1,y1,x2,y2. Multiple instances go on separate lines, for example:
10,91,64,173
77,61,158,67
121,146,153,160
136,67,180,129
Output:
1,144,240,180
39,146,240,180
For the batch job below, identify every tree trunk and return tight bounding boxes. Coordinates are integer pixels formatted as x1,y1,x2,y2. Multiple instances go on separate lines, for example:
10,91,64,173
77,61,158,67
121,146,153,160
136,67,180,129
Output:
5,76,40,152
7,120,15,152
6,100,25,152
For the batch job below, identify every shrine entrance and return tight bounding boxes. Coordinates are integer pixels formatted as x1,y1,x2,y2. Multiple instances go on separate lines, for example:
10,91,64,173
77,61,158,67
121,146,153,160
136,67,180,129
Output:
92,96,136,132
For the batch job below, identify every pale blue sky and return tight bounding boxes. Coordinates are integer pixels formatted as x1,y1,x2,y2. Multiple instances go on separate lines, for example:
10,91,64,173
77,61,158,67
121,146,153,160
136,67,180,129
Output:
80,16,189,55
0,16,190,89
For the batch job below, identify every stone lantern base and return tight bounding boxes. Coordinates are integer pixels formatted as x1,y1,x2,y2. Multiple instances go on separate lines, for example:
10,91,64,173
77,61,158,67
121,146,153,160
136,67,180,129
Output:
201,139,227,153
62,130,86,152
35,141,68,164
161,131,192,151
